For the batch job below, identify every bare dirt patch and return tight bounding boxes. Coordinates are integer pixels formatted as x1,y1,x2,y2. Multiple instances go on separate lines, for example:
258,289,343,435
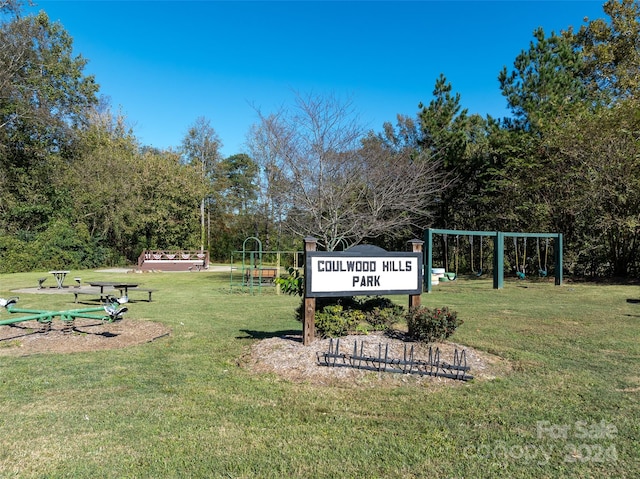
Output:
0,318,170,356
244,331,511,388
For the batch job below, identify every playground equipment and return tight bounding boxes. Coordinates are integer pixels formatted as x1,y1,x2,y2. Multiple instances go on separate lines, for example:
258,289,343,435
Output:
230,237,269,294
469,235,485,276
229,236,303,294
433,234,493,280
513,237,527,279
424,229,563,292
512,236,551,279
537,237,549,277
0,296,128,333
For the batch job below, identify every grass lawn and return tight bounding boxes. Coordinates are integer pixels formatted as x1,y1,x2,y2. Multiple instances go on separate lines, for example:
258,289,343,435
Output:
0,269,638,478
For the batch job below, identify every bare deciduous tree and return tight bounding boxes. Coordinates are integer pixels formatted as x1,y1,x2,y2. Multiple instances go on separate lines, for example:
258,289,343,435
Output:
249,92,449,251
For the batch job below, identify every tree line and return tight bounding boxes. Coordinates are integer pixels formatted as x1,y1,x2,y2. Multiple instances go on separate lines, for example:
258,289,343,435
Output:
1,0,639,278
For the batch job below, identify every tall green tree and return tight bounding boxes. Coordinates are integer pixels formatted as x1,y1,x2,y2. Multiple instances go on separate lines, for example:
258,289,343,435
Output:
417,74,469,164
416,75,476,230
0,11,98,156
578,0,640,102
0,10,98,233
496,23,593,239
218,153,259,215
181,116,222,252
496,2,640,276
544,100,640,276
379,75,492,237
205,153,260,259
66,106,140,258
132,148,205,255
68,106,206,262
499,26,589,130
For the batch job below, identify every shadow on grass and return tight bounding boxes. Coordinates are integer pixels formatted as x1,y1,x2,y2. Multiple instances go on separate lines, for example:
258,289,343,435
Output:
237,329,302,342
0,321,121,340
73,328,119,337
626,298,640,303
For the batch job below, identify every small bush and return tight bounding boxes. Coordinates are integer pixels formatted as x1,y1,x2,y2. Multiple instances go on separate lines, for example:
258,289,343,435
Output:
315,304,366,338
366,305,405,331
275,267,304,297
357,297,405,331
295,296,405,338
406,306,463,343
0,236,32,273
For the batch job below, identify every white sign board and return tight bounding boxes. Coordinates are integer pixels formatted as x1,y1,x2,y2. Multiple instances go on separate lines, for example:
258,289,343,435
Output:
305,252,423,297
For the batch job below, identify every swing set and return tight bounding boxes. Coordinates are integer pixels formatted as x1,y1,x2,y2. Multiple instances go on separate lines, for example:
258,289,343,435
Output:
424,229,563,293
434,233,483,282
512,236,551,279
469,235,486,276
440,233,490,278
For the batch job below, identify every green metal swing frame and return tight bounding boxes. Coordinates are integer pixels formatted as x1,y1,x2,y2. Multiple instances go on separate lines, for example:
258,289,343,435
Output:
424,229,563,293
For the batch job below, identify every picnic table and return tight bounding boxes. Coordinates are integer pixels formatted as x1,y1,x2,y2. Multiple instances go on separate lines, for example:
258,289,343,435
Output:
82,281,154,302
89,282,139,295
49,270,70,289
88,281,119,293
112,283,139,295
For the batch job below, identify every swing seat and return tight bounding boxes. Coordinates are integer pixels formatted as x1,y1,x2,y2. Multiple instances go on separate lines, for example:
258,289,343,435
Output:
516,271,526,280
538,269,547,277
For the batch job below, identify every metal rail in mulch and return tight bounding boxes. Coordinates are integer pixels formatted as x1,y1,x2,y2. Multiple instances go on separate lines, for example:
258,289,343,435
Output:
316,338,474,381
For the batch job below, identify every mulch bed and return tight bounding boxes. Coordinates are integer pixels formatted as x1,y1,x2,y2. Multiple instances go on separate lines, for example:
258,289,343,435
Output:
244,331,511,388
0,317,170,356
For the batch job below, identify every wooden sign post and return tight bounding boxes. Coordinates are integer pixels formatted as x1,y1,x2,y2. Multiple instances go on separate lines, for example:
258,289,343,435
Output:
303,237,317,345
408,239,423,310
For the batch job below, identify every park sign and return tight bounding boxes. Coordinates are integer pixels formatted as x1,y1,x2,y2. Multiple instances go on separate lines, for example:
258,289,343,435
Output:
305,245,423,298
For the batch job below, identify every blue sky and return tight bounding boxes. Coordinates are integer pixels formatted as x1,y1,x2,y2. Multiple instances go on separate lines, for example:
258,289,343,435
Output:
32,1,605,157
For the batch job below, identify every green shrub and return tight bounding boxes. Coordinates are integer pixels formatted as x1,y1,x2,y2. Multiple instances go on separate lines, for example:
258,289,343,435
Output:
32,219,108,270
275,267,304,296
366,305,405,331
295,296,405,338
357,296,396,312
315,304,366,338
406,306,463,343
0,219,111,273
356,297,405,332
0,236,32,273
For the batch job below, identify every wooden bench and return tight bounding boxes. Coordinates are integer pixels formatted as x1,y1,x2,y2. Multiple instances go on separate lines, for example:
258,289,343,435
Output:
72,290,113,303
73,288,156,303
188,261,206,272
139,257,207,272
118,287,156,302
244,268,278,285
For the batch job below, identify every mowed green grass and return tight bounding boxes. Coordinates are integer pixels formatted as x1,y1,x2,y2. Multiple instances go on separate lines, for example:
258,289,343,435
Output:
0,270,638,478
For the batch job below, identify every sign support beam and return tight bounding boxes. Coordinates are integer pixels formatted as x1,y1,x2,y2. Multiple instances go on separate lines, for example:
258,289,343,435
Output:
303,237,317,345
408,239,424,310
